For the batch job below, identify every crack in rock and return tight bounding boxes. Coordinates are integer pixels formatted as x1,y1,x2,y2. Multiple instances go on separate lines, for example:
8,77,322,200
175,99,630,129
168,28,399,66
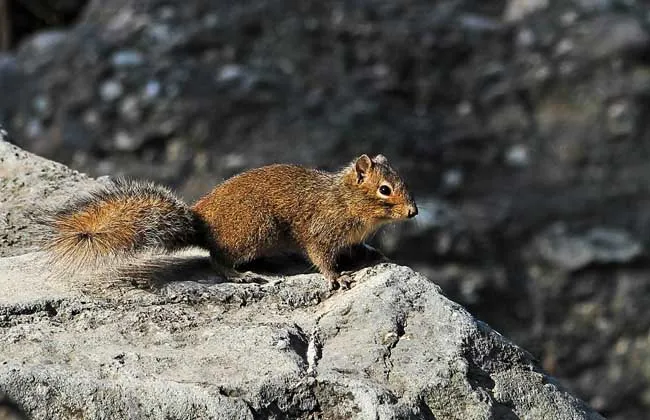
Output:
382,315,407,382
306,326,322,376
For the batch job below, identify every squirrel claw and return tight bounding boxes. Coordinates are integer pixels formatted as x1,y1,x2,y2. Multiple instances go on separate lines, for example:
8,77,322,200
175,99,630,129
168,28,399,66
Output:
338,274,354,290
329,279,341,291
328,275,353,291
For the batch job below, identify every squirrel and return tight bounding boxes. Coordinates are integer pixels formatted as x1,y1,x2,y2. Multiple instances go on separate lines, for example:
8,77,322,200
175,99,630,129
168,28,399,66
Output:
42,154,418,289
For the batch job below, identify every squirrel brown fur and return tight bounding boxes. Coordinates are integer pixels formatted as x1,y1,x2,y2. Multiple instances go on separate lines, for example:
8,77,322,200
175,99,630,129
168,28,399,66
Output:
43,154,418,289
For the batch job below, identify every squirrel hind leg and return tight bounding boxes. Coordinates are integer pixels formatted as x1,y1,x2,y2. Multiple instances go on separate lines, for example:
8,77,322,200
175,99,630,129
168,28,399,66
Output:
208,249,241,280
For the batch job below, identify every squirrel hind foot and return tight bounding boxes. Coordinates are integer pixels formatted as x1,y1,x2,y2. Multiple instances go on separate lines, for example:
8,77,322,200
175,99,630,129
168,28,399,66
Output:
327,273,355,291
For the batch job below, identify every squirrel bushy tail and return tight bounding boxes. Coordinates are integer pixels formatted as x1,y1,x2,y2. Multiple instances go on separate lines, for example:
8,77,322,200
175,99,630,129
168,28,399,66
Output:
41,178,209,271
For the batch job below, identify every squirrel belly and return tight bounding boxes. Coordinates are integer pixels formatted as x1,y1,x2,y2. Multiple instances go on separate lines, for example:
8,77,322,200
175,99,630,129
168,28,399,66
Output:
42,154,418,288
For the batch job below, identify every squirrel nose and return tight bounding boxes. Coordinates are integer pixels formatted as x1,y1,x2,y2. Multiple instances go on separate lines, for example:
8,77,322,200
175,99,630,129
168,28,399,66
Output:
407,205,418,218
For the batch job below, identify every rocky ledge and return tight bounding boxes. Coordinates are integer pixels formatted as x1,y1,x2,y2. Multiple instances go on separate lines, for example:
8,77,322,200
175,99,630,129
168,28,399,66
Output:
0,137,603,419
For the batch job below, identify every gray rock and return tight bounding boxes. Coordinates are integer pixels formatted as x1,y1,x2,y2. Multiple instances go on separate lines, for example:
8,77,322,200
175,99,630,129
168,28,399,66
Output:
564,14,649,61
504,0,549,22
0,140,604,419
111,50,145,68
0,258,604,420
16,31,68,73
505,144,531,167
0,55,22,118
99,79,124,102
534,223,642,271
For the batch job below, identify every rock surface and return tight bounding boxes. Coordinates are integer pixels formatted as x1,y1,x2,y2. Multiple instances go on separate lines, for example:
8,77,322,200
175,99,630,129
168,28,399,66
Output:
0,139,605,419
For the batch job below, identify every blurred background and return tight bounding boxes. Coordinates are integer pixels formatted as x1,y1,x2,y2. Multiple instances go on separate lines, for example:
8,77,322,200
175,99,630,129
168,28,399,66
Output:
1,0,649,418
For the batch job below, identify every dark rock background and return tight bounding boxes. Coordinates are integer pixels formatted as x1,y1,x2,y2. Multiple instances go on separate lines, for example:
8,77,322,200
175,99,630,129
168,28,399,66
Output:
1,0,650,418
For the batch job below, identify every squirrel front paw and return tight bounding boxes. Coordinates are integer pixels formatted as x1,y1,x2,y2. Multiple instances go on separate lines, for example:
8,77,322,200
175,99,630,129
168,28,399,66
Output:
329,273,354,291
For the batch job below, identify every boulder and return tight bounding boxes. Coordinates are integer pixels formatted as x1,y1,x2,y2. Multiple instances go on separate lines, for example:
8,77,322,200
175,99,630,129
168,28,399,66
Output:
0,138,604,419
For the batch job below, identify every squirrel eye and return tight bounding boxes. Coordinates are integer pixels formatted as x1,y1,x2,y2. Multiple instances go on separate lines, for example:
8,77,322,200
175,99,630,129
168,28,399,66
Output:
379,185,392,196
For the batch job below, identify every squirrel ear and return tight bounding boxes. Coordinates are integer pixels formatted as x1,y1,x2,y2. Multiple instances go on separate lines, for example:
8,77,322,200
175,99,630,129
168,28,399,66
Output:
355,154,373,183
373,154,388,165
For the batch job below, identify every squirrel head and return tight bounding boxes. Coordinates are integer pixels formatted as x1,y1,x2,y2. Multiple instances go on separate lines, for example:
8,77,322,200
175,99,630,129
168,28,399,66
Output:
346,154,418,222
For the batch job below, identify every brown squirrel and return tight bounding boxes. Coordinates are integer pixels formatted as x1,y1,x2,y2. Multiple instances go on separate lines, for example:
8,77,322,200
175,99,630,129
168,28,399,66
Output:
43,154,418,289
